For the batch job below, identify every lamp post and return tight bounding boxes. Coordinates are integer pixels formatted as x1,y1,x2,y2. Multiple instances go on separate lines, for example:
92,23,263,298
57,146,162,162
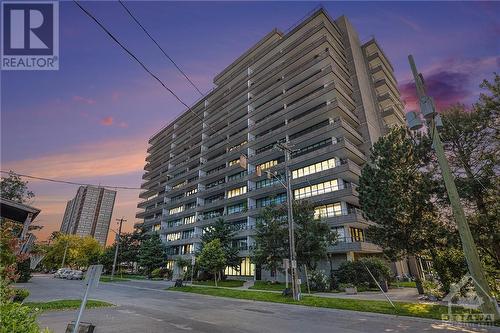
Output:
407,55,499,318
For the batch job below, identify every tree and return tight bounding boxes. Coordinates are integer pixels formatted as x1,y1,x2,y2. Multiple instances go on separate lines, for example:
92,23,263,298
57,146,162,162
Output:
438,75,500,270
252,205,289,280
138,233,167,278
42,235,102,270
100,245,116,272
197,239,226,287
358,126,445,260
253,201,336,279
0,172,34,203
200,218,240,273
294,200,337,271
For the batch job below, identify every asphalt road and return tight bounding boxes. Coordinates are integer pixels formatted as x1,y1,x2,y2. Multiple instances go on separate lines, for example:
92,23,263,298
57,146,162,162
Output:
18,275,499,333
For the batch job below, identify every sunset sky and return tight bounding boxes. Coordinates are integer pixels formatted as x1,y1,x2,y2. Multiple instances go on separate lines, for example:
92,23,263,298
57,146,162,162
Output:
2,1,499,245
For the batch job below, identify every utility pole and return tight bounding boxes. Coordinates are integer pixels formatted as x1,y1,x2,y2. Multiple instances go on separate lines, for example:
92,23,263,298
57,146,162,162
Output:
111,217,126,281
275,142,301,301
61,240,69,268
408,55,499,319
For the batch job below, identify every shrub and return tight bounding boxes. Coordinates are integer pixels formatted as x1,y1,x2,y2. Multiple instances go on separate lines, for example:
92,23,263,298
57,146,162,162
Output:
422,280,444,299
336,258,391,288
16,259,32,283
12,288,30,303
151,267,172,279
0,302,40,333
309,270,329,292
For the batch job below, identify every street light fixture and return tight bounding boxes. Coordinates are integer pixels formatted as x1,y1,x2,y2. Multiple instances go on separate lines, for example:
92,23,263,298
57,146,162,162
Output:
406,55,499,319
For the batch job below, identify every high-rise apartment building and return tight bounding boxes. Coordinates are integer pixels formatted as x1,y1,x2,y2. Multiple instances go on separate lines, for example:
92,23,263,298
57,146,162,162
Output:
60,186,116,246
136,9,404,279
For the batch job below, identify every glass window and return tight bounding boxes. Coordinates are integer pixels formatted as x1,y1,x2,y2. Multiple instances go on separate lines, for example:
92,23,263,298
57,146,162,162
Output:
169,205,184,215
314,202,343,219
227,186,247,198
292,158,337,179
294,179,341,199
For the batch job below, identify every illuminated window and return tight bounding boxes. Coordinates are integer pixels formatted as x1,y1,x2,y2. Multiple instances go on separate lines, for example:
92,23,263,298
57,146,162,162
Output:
256,159,278,171
314,202,343,219
186,188,197,196
224,257,255,276
172,182,185,190
169,205,184,215
166,232,181,242
292,158,337,179
227,186,247,198
184,215,196,224
229,158,240,166
294,179,341,199
152,224,161,231
350,227,365,242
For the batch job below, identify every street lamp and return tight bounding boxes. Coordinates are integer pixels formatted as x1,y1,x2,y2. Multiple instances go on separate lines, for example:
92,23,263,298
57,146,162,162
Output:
406,55,499,318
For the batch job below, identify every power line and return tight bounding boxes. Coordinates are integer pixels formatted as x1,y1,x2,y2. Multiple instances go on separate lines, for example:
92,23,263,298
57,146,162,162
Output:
118,0,204,96
73,1,224,140
0,171,143,191
73,1,207,127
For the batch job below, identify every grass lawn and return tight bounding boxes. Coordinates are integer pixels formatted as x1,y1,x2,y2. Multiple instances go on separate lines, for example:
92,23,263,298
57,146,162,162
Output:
194,280,245,288
391,281,417,288
250,281,308,293
100,276,130,282
25,299,113,312
170,286,462,321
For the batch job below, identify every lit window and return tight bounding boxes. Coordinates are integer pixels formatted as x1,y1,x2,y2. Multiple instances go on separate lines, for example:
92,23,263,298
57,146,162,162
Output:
256,159,278,171
292,158,337,179
186,188,197,196
314,203,343,219
183,215,196,224
169,205,184,215
294,179,341,199
227,186,247,198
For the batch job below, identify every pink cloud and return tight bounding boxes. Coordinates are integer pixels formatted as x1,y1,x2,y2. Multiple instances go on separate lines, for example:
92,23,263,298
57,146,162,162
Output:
100,116,114,126
72,95,96,105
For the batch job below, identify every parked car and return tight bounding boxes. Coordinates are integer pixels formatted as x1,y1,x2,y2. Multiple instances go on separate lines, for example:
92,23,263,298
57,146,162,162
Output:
60,269,74,279
68,270,84,280
54,268,71,278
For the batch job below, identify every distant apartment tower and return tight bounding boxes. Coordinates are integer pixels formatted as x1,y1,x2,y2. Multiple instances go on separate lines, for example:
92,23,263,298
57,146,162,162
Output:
60,186,116,246
137,9,404,279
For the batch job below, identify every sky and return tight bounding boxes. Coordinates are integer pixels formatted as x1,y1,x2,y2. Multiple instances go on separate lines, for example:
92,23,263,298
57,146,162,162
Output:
1,1,499,245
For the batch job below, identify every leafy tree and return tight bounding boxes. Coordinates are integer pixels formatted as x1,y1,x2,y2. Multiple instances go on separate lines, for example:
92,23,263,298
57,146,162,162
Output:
294,200,337,270
358,126,443,261
0,172,34,203
100,245,116,272
138,233,167,278
200,218,240,272
197,239,226,287
42,234,102,270
253,201,336,278
252,205,289,280
438,75,500,270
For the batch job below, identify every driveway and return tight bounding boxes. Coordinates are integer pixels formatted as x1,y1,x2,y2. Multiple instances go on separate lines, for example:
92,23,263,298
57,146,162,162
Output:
18,275,499,333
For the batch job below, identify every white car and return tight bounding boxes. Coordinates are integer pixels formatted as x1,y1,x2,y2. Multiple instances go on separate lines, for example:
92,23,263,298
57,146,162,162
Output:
60,269,74,279
68,270,84,280
54,268,71,278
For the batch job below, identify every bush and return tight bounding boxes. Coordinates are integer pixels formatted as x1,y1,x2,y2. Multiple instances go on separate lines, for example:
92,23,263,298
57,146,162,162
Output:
309,270,329,292
16,259,32,283
150,267,172,279
12,288,30,303
422,280,444,299
0,301,41,333
336,258,391,288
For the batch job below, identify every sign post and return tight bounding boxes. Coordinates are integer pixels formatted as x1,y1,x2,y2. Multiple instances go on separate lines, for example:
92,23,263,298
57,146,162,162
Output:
283,259,289,288
71,265,103,333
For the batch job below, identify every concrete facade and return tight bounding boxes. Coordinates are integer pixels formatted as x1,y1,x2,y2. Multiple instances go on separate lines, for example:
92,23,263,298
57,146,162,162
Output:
136,9,405,278
60,186,116,246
